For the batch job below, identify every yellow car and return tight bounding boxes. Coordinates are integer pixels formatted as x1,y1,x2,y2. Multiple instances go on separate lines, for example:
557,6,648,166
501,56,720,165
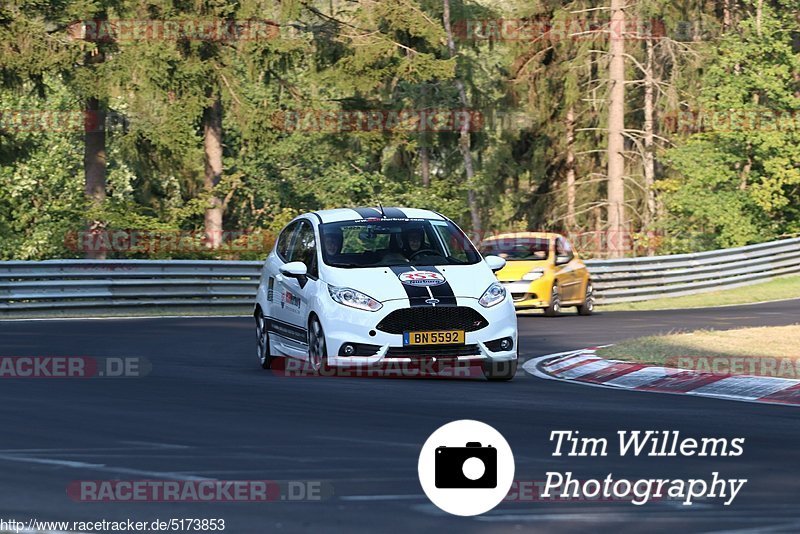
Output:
479,232,594,316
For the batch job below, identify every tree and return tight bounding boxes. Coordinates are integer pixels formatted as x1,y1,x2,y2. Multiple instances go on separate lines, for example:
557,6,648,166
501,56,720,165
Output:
661,0,800,249
606,0,627,258
1,0,798,262
442,0,481,232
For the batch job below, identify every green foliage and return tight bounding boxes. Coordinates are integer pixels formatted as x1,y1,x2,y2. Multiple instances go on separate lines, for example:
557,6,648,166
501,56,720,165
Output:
1,0,798,260
0,81,84,259
660,139,763,251
661,2,800,250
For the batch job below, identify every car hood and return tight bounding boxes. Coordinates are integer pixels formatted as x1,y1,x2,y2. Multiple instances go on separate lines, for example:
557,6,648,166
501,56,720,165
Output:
494,259,550,282
322,263,498,303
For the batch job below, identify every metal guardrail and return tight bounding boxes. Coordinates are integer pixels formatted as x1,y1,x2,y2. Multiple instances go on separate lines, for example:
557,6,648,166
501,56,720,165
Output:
585,237,800,304
0,260,262,312
0,237,798,313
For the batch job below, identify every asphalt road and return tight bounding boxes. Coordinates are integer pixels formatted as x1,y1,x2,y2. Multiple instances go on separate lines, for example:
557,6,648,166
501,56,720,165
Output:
1,299,799,533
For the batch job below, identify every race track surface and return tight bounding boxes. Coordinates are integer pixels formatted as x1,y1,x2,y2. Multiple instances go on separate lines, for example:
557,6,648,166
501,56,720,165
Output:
1,299,799,533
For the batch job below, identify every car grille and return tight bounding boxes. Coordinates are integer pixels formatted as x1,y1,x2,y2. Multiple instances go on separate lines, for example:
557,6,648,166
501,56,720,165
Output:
385,344,481,358
376,306,489,334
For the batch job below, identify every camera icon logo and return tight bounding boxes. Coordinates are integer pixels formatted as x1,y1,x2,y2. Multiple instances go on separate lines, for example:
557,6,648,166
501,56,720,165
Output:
418,420,515,516
435,442,497,489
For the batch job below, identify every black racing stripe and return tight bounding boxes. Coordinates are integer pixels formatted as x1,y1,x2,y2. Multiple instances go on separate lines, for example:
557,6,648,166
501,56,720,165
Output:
389,266,431,307
352,207,383,219
380,207,406,218
417,266,458,306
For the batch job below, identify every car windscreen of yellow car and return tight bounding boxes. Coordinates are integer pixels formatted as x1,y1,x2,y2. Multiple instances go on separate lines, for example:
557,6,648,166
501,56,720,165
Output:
479,237,551,282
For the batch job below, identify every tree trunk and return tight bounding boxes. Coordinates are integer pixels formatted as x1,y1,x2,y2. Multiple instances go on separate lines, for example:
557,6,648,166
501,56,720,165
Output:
741,152,752,190
607,0,627,258
755,0,762,36
723,0,733,32
795,27,800,98
419,146,430,187
643,37,656,247
565,105,577,229
643,38,657,256
442,0,481,233
594,205,603,258
84,96,107,260
203,94,224,249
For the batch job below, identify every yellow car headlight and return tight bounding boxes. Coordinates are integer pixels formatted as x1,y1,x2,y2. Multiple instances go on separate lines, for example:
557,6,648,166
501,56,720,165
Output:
522,268,545,281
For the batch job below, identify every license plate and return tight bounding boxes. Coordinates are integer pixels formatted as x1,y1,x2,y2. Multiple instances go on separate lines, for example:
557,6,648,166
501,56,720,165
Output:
503,281,532,293
403,330,465,346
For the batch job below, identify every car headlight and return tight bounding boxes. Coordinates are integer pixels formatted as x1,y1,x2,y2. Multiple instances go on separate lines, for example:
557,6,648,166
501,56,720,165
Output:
328,285,382,312
479,282,507,308
522,268,545,281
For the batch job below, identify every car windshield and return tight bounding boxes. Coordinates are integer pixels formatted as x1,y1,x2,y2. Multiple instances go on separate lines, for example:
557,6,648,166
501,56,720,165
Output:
479,237,551,261
319,219,482,268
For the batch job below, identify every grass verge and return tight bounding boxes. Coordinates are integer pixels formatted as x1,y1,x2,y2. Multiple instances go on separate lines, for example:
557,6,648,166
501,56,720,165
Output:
598,274,800,312
597,324,800,369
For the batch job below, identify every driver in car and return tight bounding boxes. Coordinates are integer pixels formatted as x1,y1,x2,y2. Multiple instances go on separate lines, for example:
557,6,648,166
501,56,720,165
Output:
402,227,430,260
322,228,344,261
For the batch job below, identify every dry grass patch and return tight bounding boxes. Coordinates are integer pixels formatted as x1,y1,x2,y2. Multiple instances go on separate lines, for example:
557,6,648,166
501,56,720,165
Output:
597,324,800,368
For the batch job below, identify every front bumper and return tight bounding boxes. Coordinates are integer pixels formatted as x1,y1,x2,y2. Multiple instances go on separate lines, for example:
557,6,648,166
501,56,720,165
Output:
316,295,518,367
501,279,551,309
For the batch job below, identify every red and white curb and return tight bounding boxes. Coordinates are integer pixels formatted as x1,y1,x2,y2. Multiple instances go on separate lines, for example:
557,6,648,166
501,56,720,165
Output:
522,349,800,407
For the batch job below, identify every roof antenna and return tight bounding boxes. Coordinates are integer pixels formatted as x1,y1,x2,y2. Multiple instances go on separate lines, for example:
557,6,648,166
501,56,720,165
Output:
378,202,386,218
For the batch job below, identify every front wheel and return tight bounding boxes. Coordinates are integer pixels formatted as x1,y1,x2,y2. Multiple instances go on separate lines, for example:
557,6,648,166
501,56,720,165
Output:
577,282,595,316
482,359,518,381
308,316,330,374
543,284,561,317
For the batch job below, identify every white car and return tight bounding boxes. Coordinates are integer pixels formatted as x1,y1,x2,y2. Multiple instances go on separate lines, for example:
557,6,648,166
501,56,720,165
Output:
253,207,518,380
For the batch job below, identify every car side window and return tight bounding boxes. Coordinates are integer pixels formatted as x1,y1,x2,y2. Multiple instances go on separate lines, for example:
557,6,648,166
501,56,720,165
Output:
291,220,319,278
276,221,299,262
556,238,574,260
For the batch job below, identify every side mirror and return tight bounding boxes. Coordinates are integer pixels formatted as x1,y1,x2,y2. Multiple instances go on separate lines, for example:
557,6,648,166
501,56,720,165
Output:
555,254,572,266
484,255,507,272
279,261,308,287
